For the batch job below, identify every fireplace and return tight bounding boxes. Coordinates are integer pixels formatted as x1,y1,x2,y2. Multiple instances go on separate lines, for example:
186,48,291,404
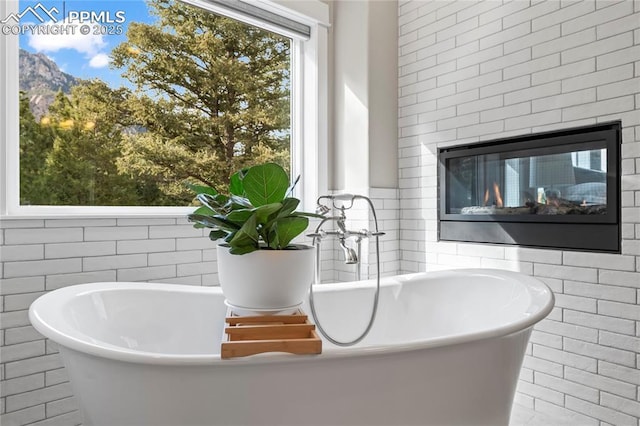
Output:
438,122,621,252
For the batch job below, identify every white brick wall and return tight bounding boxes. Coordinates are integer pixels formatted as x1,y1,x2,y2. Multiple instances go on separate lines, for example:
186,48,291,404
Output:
398,1,640,424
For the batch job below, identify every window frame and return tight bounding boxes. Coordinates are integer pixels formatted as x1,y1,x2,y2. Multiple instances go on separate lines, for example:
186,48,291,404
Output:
0,0,328,217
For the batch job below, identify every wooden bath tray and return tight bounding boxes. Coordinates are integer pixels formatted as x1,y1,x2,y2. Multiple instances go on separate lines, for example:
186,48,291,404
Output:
221,309,322,359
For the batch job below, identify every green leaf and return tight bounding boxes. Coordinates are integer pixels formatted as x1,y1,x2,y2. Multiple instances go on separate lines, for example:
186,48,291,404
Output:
254,202,282,223
278,197,300,217
226,195,253,210
187,214,240,232
209,229,228,241
186,182,217,196
192,205,215,216
227,209,254,224
275,216,308,248
197,193,228,213
242,163,289,207
229,245,259,255
228,213,259,252
229,170,246,197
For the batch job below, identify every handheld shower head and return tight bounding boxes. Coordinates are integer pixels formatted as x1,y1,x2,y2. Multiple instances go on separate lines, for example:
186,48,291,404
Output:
339,239,358,264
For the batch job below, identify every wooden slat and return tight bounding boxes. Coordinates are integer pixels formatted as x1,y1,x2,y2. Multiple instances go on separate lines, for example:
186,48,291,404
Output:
225,312,308,325
226,323,316,341
221,308,322,359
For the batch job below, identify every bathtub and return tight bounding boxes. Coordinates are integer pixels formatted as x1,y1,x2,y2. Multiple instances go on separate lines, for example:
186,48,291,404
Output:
29,269,553,426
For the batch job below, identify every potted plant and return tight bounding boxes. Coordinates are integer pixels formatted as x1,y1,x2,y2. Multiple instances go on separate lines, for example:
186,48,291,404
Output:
187,163,319,312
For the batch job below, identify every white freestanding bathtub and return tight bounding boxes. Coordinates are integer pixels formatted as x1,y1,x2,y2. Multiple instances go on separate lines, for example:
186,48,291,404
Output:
29,269,553,426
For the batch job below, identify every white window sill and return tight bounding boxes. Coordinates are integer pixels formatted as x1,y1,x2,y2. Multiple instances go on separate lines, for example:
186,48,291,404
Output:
1,206,194,220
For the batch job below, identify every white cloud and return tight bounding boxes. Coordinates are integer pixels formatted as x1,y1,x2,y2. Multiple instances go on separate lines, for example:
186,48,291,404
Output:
89,53,110,68
28,19,107,57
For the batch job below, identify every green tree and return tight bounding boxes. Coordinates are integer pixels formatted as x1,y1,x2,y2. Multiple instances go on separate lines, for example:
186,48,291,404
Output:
111,0,291,201
37,81,158,205
19,91,54,204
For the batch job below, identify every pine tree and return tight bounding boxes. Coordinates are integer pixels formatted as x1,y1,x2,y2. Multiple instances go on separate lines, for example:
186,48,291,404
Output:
19,91,54,205
111,0,291,200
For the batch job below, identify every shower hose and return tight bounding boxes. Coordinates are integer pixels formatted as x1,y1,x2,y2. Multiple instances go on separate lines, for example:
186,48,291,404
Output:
308,196,382,347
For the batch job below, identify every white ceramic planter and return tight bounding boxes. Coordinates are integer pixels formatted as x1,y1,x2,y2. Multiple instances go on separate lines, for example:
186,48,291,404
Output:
216,244,315,312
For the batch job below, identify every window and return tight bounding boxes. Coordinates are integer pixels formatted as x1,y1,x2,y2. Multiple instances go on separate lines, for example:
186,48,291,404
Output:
0,0,328,216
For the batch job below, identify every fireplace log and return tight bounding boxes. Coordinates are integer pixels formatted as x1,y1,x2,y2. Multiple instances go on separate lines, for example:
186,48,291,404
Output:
461,202,606,216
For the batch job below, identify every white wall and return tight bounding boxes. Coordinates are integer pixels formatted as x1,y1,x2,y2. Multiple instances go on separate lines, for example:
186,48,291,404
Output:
398,1,640,424
331,0,399,191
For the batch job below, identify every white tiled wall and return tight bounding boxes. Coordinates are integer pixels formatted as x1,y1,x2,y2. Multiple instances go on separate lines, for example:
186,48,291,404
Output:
398,0,639,424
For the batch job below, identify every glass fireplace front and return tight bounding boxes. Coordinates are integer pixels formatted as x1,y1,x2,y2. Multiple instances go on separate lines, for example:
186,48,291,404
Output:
439,122,620,252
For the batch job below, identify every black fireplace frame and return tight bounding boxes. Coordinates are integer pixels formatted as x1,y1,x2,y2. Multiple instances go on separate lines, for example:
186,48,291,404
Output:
438,121,621,252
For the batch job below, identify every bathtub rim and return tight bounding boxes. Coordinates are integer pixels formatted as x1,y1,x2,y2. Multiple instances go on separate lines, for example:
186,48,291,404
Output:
29,268,554,366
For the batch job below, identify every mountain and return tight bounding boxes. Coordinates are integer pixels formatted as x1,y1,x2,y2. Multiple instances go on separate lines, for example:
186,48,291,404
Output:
19,49,78,119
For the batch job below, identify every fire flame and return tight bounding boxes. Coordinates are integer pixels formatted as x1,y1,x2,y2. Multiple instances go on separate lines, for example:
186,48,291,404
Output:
484,182,504,207
493,182,503,208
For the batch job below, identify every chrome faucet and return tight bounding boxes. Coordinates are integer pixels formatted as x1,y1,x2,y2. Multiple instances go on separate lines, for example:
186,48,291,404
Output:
308,194,384,279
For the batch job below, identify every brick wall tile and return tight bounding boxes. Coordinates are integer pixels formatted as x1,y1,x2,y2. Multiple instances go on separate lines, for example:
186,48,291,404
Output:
117,238,176,254
4,229,83,245
533,400,599,426
1,245,44,262
517,380,565,406
523,354,564,377
535,318,598,343
598,300,640,321
0,405,45,425
82,254,147,272
44,219,115,228
116,265,176,282
563,251,636,271
598,360,640,386
532,87,596,113
534,371,599,403
504,25,561,55
481,75,531,98
4,292,46,312
503,52,559,80
566,366,638,400
4,326,43,346
5,383,73,413
478,0,530,26
4,354,64,380
564,280,636,303
563,337,636,368
532,0,595,32
45,271,116,291
562,1,634,36
0,278,44,296
598,330,640,353
564,309,636,335
84,226,149,241
1,374,44,398
598,12,640,39
565,395,637,425
599,269,640,288
534,263,598,282
4,259,82,279
562,31,633,64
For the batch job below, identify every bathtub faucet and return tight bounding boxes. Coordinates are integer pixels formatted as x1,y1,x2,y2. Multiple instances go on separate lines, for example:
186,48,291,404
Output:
309,194,385,273
306,193,385,346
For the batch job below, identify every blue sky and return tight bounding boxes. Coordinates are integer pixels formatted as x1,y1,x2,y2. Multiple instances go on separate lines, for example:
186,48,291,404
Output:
19,0,153,89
